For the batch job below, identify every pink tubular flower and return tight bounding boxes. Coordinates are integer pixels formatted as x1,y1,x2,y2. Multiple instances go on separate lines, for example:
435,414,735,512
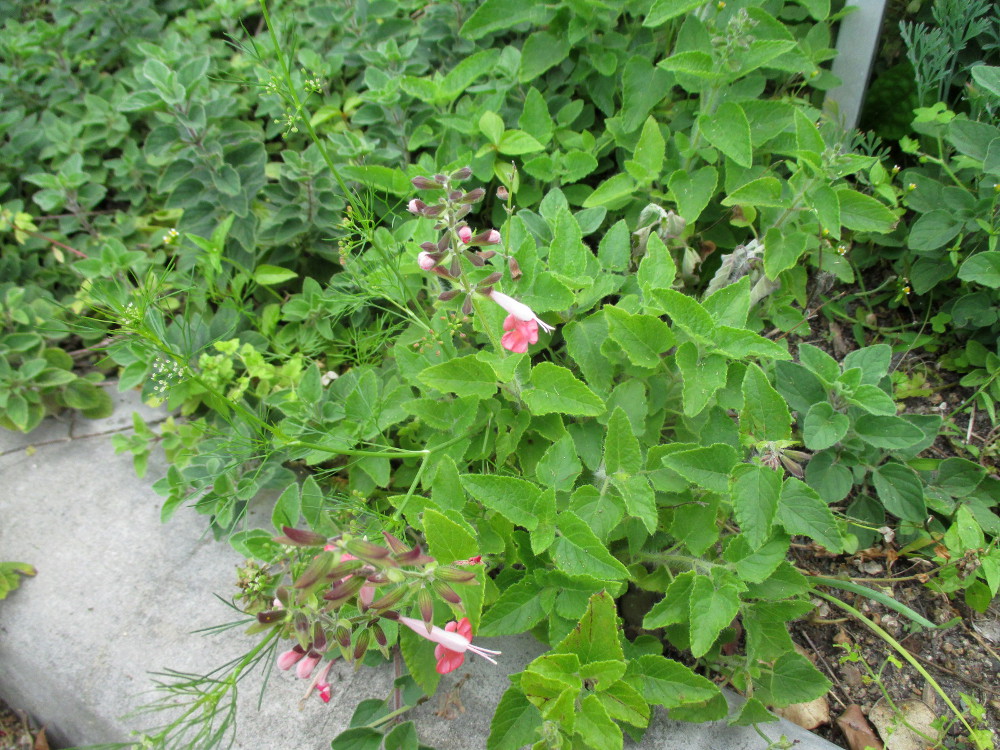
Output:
455,555,482,566
407,198,426,215
458,226,472,243
277,644,306,671
296,650,322,680
487,290,554,353
314,660,334,703
398,616,501,673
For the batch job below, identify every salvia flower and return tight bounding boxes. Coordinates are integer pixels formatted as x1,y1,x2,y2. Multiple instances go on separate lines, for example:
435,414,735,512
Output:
277,644,306,671
487,290,554,353
458,226,472,243
407,199,427,215
398,616,501,674
417,251,438,271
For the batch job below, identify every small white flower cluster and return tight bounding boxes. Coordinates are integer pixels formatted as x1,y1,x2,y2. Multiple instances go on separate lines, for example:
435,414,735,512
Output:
163,228,179,245
121,301,142,327
151,357,185,395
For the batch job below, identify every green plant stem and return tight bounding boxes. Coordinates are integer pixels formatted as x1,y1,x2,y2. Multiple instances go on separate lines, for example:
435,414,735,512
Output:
814,589,986,748
809,575,955,631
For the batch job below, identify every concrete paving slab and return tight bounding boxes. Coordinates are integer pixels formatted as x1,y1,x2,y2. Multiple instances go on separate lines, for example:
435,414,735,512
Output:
0,391,843,750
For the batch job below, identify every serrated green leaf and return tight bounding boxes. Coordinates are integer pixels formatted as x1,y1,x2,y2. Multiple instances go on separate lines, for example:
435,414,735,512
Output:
661,444,738,492
480,575,548,636
524,362,605,416
423,507,478,564
604,305,675,368
652,288,715,344
803,402,849,450
631,654,721,708
776,478,844,552
418,354,497,398
721,177,784,208
854,414,925,449
552,513,630,580
519,31,570,82
730,464,782,549
768,652,832,707
958,251,1000,288
577,694,622,750
689,574,740,657
583,172,636,208
872,462,927,522
488,687,543,750
741,363,792,442
644,0,708,25
554,590,624,663
668,166,718,223
676,342,728,416
460,474,540,529
605,407,642,475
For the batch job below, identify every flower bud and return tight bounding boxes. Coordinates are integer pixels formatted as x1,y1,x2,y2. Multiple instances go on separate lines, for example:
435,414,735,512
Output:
462,297,473,316
369,586,408,611
275,526,327,547
434,174,447,184
322,575,367,604
438,289,460,301
423,204,445,217
419,241,437,252
293,551,336,589
417,588,434,631
407,198,427,215
455,204,471,219
436,566,478,584
508,257,522,279
462,188,485,203
394,544,434,566
257,609,286,625
496,186,509,200
466,252,485,267
458,226,472,243
382,531,408,554
450,166,473,181
370,622,388,647
411,176,440,190
324,558,364,581
481,272,504,287
344,538,391,561
417,252,438,271
477,250,497,259
312,622,328,652
353,629,371,662
335,623,353,649
449,190,463,201
431,579,463,605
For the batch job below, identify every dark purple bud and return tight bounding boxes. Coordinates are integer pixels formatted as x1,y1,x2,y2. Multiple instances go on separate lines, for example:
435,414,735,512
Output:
508,257,522,279
449,190,463,201
293,551,335,589
324,558,364,581
467,252,485,267
322,575,367,604
335,624,352,649
274,586,291,607
450,258,461,277
461,297,473,316
257,609,285,625
450,166,472,181
353,628,371,661
437,235,450,252
433,174,447,184
411,176,441,190
462,188,486,203
417,588,434,630
423,204,445,217
419,241,438,252
481,272,504,286
455,204,471,219
312,622,328,652
477,250,497,259
779,454,805,479
275,526,327,547
370,623,388,647
438,289,461,301
394,544,434,566
293,612,310,638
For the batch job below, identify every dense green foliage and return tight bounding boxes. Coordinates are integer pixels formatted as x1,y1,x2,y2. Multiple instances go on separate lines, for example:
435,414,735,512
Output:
1,1,998,749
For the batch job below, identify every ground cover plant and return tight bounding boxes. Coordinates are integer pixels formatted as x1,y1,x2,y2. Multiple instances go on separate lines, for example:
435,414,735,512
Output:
1,0,998,749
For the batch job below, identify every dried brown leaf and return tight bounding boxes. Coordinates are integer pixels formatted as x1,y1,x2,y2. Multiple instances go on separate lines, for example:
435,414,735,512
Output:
836,704,884,750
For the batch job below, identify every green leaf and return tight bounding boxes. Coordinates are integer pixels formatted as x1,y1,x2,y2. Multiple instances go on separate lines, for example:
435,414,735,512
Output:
524,363,605,416
971,65,1000,99
479,111,505,145
598,680,650,727
423,507,478,564
807,183,841,238
564,315,613,392
605,407,642,475
460,0,550,40
440,48,503,101
519,31,570,82
872,462,927,522
549,207,588,270
661,444,738,492
643,570,696,628
936,457,987,497
399,626,441,696
675,342,728,416
798,343,841,385
271,483,300,532
383,721,419,750
689,574,740,657
846,384,897,415
330,727,384,750
627,116,666,184
768,652,832,707
615,474,658,535
631,654,721,708
488,687,543,750
949,118,1000,161
577,694,622,750
598,220,631,271
554,590,624,663
854,414,925,449
552,513,630,580
958,251,1000,288
741,364,792,442
460,474,540,529
620,56,673,133
668,166,718,222
777,478,845,552
637,233,677,295
480,575,548,636
842,344,891,386
713,327,791,360
699,102,752,167
644,0,708,25
535,433,583,493
763,228,808,280
418,354,497,399
604,305,675,368
729,697,779,726
582,172,636,208
730,464,782,550
253,264,297,285
519,88,554,145
908,210,963,252
836,188,897,234
721,177,784,208
652,289,715,344
498,130,545,156
803,402,849,450
658,51,722,79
